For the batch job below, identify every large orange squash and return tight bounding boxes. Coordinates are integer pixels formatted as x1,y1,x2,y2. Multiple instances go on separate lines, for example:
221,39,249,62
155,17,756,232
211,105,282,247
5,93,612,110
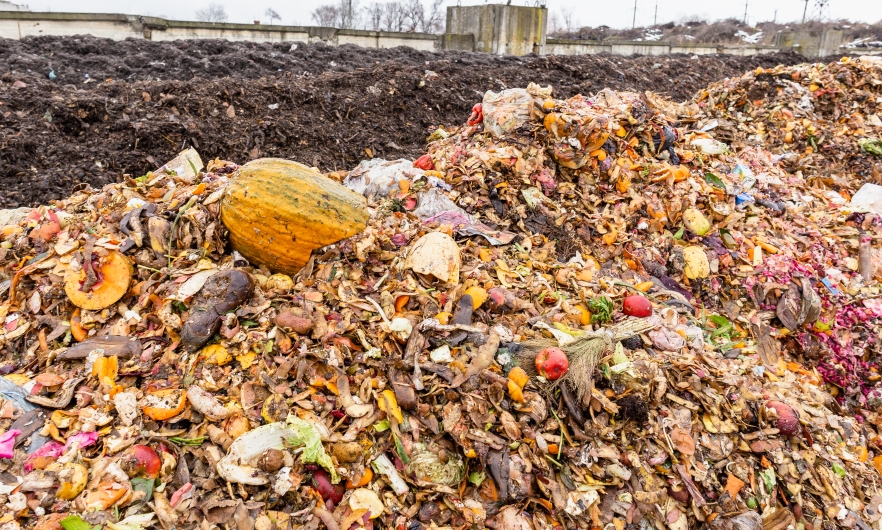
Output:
220,159,368,275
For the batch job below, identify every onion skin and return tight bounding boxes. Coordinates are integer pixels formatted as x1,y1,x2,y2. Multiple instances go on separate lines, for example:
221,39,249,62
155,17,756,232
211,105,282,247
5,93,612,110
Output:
312,469,344,505
765,400,799,437
668,485,690,503
312,506,341,530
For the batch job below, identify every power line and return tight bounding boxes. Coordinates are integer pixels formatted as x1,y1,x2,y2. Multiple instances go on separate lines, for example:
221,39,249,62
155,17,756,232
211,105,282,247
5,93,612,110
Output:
812,0,830,21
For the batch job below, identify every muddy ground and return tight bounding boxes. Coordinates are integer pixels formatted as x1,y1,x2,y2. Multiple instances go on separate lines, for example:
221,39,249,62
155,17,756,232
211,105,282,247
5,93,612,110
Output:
0,36,811,208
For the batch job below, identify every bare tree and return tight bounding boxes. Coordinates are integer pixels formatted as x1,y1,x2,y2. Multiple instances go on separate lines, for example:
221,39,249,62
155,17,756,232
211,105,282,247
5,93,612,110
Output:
382,2,407,32
194,3,228,23
560,7,575,33
265,8,280,24
313,0,442,32
313,0,361,29
342,0,362,29
312,4,341,26
548,10,561,34
420,0,445,33
400,0,424,31
364,3,384,30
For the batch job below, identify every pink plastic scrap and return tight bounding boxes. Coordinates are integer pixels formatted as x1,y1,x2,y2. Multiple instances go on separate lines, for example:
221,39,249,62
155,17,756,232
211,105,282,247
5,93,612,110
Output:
21,431,100,471
0,429,22,459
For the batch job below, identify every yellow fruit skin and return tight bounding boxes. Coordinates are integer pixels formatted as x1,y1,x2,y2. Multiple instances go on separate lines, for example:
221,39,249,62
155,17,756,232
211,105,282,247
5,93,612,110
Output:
507,380,525,402
221,158,369,275
507,366,529,389
55,463,88,500
683,246,710,279
683,208,710,236
378,390,403,423
464,287,488,309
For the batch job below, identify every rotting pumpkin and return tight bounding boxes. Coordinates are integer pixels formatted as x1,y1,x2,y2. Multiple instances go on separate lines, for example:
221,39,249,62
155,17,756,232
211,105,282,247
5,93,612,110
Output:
220,158,369,275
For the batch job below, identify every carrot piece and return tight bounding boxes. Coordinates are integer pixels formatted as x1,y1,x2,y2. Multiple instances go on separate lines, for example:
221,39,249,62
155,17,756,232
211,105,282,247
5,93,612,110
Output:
142,391,187,421
394,295,409,314
346,467,373,489
70,309,88,342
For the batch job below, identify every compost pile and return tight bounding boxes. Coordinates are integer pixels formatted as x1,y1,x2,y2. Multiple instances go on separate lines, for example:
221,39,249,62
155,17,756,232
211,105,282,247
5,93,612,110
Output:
1,57,882,530
695,56,882,180
0,39,810,210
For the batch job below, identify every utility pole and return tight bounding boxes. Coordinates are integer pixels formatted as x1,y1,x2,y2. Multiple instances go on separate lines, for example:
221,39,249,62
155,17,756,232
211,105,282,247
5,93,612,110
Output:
654,0,658,25
632,0,637,29
742,0,748,24
773,8,777,23
812,0,830,21
802,0,809,22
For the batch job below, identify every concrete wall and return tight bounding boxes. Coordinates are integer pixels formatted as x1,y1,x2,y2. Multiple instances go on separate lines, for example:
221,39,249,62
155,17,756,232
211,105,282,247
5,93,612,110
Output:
446,5,546,56
775,29,843,57
847,48,882,56
545,38,780,57
2,8,878,58
442,33,476,52
0,11,440,50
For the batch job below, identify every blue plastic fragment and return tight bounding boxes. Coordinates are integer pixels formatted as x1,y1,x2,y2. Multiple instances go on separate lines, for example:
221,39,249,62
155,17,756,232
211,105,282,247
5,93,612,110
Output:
820,278,840,296
735,193,754,205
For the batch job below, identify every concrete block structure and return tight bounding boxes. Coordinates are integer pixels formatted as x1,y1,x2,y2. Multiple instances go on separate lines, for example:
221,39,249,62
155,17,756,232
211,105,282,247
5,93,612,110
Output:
776,29,844,57
445,4,547,56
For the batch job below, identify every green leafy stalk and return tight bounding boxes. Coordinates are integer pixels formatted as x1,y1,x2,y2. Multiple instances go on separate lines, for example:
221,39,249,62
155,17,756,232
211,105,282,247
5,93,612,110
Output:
587,296,613,324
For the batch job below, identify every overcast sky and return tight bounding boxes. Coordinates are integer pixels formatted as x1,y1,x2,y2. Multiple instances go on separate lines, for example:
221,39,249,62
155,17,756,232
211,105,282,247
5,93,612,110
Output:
21,0,882,29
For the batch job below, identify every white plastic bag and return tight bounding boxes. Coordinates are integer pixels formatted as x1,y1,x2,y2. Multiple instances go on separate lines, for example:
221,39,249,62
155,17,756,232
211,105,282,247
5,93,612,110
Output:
343,159,424,198
482,88,534,138
846,183,882,216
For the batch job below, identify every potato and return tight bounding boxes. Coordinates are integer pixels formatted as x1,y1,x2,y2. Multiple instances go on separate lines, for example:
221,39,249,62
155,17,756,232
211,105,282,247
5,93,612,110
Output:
331,442,363,464
180,269,254,351
683,208,711,236
274,310,314,334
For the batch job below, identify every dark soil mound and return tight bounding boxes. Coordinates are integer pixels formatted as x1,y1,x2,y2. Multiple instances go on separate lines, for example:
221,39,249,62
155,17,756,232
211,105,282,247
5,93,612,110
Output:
0,35,452,83
0,38,809,208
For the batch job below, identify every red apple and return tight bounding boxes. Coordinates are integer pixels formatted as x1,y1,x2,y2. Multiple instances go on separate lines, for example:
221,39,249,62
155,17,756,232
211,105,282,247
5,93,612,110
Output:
535,347,568,380
487,287,515,313
120,444,161,479
623,295,652,317
414,154,435,170
764,400,799,437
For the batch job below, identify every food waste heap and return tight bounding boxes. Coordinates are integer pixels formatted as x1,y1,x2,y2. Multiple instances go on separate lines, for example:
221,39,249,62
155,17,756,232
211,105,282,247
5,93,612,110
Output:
1,56,882,530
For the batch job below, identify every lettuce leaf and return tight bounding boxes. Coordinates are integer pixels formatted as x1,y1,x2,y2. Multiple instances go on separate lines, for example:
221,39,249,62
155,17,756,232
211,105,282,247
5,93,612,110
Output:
286,416,340,483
